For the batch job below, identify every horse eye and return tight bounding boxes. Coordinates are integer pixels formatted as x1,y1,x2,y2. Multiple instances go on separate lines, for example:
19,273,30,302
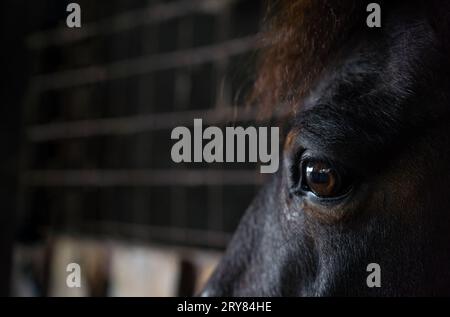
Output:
300,160,351,198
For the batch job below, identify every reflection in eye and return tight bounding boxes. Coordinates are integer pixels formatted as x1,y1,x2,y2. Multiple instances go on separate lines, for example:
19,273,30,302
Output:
301,159,352,199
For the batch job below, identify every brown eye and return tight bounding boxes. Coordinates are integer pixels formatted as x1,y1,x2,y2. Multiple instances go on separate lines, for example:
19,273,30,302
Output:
301,160,351,198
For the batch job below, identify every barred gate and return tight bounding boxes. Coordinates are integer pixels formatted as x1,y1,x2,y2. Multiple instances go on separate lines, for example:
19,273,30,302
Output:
19,0,265,249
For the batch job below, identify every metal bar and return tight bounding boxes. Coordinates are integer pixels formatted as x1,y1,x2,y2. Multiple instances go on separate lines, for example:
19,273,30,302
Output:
30,35,259,93
170,16,194,235
79,222,232,248
213,6,232,109
130,22,159,227
26,0,238,50
27,106,260,142
174,16,193,110
22,169,264,187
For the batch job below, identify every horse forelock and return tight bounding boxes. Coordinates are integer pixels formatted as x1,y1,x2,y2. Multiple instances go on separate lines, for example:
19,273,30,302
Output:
250,0,450,120
250,0,366,118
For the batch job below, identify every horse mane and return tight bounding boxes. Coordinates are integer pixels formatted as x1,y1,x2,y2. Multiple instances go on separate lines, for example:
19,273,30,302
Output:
250,0,450,118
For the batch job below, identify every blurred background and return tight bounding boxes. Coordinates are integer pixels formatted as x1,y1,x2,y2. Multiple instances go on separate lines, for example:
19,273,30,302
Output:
1,0,268,296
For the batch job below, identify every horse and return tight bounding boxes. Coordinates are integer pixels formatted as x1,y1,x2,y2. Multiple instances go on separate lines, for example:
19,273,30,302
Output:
202,0,450,296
